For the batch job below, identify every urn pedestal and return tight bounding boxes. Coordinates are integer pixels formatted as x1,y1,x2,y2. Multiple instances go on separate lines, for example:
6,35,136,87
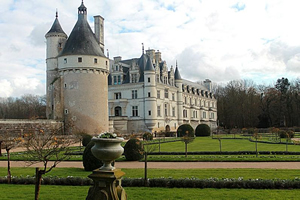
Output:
86,137,127,200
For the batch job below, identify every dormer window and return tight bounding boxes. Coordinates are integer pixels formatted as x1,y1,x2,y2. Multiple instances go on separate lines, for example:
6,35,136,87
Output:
94,58,97,64
64,58,67,64
78,57,82,63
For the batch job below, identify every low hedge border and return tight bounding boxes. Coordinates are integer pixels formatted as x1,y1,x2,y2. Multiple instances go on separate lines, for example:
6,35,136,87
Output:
148,151,300,155
1,176,300,189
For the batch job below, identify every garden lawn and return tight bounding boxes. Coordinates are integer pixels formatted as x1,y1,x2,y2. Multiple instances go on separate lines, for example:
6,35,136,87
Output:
0,185,300,200
1,167,300,180
155,137,300,152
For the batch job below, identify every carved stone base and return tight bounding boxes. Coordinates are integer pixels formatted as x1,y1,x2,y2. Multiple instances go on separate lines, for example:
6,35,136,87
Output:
86,169,127,200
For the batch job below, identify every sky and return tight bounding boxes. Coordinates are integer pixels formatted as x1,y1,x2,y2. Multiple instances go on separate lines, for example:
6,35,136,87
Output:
1,0,300,97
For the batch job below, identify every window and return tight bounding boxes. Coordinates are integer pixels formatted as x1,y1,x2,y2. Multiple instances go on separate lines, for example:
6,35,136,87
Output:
148,111,151,116
64,58,67,64
157,106,161,116
64,83,67,88
148,77,150,83
164,103,168,117
184,97,187,104
117,75,121,84
193,110,197,118
114,92,121,99
172,93,175,101
183,110,187,118
203,112,206,119
157,90,160,99
94,58,97,63
172,107,175,117
78,57,82,62
65,109,68,114
164,89,168,98
131,74,138,83
132,106,138,116
148,92,151,97
113,76,117,85
132,90,137,99
116,65,119,71
211,113,214,119
115,106,122,116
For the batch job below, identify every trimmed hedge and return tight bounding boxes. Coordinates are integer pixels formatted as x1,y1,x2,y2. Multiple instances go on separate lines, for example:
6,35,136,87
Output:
177,124,194,137
195,124,211,137
147,151,300,155
2,176,300,189
124,138,144,161
82,141,103,171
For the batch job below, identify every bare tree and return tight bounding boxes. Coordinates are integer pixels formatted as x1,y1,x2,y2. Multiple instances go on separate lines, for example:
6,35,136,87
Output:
0,130,24,183
23,124,76,200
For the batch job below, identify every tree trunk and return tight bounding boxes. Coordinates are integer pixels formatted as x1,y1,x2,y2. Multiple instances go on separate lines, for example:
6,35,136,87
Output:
255,138,258,157
35,168,45,200
219,139,222,153
7,149,11,184
185,143,187,158
286,138,288,152
0,141,2,156
144,152,148,187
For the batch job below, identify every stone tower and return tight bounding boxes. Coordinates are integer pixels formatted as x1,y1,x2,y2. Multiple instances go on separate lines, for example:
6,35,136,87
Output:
45,1,109,134
175,64,183,126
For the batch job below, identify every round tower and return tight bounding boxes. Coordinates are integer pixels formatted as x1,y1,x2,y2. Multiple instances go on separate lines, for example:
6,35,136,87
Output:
57,2,109,134
175,64,183,126
144,55,157,132
45,11,67,119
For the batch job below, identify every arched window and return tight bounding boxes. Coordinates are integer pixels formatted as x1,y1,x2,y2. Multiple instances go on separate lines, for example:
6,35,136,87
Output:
114,106,122,117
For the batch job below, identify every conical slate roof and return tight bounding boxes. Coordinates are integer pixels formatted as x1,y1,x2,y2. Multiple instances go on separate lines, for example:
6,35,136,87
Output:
45,12,67,37
175,66,182,80
145,57,155,71
137,53,148,82
59,3,105,57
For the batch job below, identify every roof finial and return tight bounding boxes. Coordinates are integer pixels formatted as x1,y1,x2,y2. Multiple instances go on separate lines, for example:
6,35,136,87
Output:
107,49,109,58
56,9,58,18
176,60,178,67
142,43,144,54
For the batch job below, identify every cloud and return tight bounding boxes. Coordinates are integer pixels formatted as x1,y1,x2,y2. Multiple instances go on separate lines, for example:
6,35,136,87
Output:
1,0,300,97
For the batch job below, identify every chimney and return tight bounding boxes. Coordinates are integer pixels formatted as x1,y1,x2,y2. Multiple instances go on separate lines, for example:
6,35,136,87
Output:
204,79,212,92
94,15,104,52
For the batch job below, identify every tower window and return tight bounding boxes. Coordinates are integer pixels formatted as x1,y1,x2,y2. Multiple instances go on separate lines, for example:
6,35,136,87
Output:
64,58,67,64
94,58,97,63
65,109,68,114
64,83,67,88
148,77,150,82
148,111,151,116
132,90,137,99
148,92,151,97
78,57,82,62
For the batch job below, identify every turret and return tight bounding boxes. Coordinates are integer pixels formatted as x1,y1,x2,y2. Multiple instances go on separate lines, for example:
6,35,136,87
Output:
175,64,183,125
144,56,157,131
45,11,67,119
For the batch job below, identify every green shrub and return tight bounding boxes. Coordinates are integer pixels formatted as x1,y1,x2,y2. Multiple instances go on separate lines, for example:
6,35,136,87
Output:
195,124,211,137
124,138,144,161
177,124,195,137
78,132,92,147
82,141,103,171
143,132,153,141
279,130,295,138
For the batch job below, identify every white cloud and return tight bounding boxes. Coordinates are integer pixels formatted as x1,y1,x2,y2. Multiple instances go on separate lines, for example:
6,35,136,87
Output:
1,0,300,97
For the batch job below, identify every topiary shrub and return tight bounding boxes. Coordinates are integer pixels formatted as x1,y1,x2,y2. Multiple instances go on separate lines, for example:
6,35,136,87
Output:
124,138,144,161
177,124,195,137
82,133,92,147
279,130,295,138
82,141,103,171
143,132,153,141
195,124,211,137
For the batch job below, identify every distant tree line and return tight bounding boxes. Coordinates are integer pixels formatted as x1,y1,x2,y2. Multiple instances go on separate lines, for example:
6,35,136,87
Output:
0,94,46,119
216,78,300,129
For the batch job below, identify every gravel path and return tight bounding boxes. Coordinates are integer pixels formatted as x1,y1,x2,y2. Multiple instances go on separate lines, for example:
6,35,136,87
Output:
1,161,300,169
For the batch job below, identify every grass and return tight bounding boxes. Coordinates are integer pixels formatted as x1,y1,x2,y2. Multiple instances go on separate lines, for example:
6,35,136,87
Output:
0,185,300,200
1,167,300,180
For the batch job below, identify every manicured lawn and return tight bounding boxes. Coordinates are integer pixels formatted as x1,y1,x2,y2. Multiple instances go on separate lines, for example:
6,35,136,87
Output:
0,185,300,200
155,137,300,152
1,167,300,180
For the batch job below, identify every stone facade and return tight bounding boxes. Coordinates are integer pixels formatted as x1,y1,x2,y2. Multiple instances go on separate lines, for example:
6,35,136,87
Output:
45,2,109,134
108,49,218,134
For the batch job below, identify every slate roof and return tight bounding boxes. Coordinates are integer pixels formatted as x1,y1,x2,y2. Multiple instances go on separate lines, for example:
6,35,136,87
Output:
59,3,105,57
45,13,67,37
174,66,182,80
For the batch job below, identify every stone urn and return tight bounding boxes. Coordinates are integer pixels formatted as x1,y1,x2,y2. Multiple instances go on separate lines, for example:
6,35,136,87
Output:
91,137,124,171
